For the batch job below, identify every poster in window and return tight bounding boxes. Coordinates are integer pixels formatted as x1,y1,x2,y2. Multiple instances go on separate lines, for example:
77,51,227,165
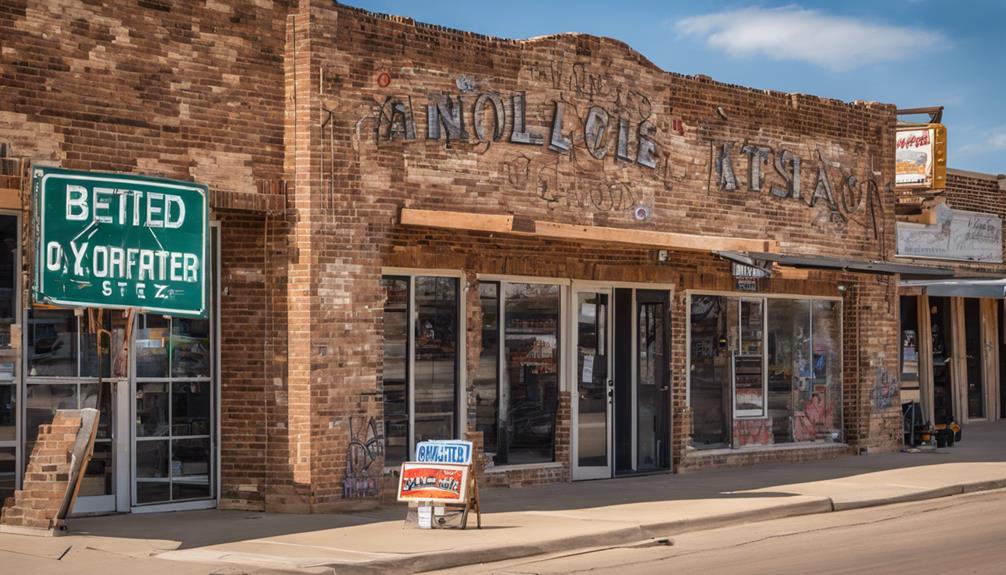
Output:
733,354,765,417
901,329,919,382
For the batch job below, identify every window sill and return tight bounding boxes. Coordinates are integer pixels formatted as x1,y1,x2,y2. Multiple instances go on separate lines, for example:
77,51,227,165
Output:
686,441,848,458
485,461,562,473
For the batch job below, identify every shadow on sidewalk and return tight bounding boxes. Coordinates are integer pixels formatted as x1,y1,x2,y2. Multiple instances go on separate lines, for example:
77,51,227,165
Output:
65,420,1006,550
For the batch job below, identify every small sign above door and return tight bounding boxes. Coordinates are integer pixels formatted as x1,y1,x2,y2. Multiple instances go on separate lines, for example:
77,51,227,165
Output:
732,263,771,279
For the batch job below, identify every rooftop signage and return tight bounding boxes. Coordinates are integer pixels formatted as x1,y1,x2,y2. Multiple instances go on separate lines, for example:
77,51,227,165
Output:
896,124,947,190
896,203,1002,263
33,166,208,317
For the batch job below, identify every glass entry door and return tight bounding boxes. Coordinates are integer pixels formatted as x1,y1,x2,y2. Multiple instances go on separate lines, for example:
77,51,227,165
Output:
635,290,670,472
572,289,612,480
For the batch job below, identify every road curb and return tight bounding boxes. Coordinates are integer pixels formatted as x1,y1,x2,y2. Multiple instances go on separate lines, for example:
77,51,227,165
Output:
329,524,649,575
638,497,835,538
157,479,1006,575
318,498,835,574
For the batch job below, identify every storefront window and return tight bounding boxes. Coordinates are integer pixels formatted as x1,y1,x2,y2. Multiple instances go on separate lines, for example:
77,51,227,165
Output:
476,283,563,466
380,274,459,465
24,308,119,498
413,277,458,444
811,300,842,440
381,277,408,467
735,298,766,418
0,215,16,349
900,296,921,404
964,299,985,419
474,282,499,457
688,295,731,449
767,299,810,442
689,294,842,450
930,297,953,425
134,314,214,505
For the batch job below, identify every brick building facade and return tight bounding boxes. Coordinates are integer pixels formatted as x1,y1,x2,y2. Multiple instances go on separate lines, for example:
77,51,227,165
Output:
0,1,913,515
896,169,1006,434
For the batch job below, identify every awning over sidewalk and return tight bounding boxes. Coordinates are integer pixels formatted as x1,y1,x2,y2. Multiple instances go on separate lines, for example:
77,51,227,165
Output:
899,278,1006,299
717,251,957,279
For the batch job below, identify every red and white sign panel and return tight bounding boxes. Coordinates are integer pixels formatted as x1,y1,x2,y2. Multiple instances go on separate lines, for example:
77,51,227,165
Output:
397,462,469,503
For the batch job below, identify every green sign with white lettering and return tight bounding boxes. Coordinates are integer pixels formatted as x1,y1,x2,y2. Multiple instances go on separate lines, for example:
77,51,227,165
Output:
33,167,208,317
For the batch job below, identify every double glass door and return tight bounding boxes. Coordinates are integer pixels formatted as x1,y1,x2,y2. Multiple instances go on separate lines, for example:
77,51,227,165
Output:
21,227,217,513
572,287,671,480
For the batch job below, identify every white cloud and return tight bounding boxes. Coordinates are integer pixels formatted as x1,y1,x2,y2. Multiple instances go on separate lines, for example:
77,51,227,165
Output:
674,5,946,71
989,128,1006,149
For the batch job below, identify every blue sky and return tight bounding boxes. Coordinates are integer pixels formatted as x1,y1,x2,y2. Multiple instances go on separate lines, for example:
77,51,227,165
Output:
344,0,1005,175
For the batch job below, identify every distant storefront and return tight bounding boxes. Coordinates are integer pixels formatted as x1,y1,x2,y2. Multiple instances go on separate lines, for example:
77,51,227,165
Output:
896,169,1006,429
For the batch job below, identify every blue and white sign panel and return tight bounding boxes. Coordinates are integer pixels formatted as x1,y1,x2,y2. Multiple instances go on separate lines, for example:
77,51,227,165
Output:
415,440,473,465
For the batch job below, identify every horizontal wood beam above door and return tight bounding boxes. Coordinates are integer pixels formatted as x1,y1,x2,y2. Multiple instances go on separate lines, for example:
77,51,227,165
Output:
400,208,777,254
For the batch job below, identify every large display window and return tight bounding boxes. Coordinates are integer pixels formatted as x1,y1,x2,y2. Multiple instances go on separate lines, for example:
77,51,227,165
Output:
476,281,561,465
0,214,16,504
688,293,842,450
380,274,460,467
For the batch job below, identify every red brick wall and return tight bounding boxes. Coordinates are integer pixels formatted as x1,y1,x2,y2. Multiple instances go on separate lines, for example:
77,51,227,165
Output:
0,0,907,509
311,3,900,487
0,1,290,511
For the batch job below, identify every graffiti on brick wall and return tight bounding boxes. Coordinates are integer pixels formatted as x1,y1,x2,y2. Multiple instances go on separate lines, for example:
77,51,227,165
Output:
733,417,772,447
872,367,898,410
713,142,888,240
343,415,383,498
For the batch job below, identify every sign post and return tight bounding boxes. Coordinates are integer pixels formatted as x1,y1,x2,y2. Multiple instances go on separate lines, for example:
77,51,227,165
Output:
32,166,208,317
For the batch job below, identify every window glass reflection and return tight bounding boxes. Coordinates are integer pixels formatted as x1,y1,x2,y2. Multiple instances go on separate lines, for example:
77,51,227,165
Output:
500,283,559,465
0,447,14,504
25,384,77,443
136,440,170,504
136,382,170,437
811,300,842,441
80,313,111,379
172,381,211,436
413,277,458,445
690,295,843,450
381,277,409,467
136,315,170,378
79,441,113,497
475,283,499,456
767,299,810,443
0,215,16,349
689,295,732,449
172,318,211,378
171,438,211,500
0,381,14,443
28,309,77,377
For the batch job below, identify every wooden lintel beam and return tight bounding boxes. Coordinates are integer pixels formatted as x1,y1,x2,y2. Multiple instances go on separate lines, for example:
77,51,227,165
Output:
0,188,22,211
400,208,777,254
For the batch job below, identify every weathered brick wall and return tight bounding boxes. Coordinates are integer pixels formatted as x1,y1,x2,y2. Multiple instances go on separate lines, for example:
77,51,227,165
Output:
1,1,290,511
0,0,907,509
896,170,1006,276
311,2,900,487
0,0,287,187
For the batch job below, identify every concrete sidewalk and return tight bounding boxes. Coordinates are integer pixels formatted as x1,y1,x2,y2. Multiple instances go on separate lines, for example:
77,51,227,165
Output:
4,421,1006,575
